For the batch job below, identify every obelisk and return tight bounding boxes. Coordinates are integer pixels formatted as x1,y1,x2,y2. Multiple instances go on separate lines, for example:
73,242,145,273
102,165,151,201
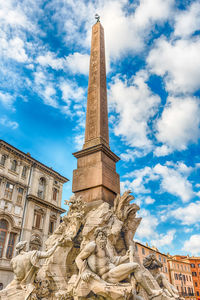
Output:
72,18,120,205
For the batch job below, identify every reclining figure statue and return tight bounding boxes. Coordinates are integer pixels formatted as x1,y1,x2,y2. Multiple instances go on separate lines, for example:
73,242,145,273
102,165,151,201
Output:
74,228,163,299
143,254,179,299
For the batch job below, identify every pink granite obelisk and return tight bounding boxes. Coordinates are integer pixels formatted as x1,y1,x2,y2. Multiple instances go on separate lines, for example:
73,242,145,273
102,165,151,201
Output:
72,20,120,205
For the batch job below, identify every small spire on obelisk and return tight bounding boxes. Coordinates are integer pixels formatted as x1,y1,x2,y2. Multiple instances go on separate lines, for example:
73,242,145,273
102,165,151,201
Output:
95,13,100,23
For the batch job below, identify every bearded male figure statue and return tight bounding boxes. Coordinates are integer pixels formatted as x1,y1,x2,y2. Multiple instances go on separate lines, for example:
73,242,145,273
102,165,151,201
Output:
75,228,162,299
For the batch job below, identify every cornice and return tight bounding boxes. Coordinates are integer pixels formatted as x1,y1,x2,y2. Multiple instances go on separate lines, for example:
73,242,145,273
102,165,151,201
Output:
0,174,28,189
0,139,69,183
73,143,120,162
27,194,66,214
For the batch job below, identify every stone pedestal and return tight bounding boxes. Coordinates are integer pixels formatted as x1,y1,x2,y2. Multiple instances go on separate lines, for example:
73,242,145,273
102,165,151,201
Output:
72,144,120,205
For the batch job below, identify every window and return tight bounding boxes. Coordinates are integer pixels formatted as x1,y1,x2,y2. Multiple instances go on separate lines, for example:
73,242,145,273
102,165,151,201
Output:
177,264,179,269
198,264,200,268
49,220,54,234
22,166,27,178
11,160,17,171
16,187,24,205
197,292,200,296
195,282,198,287
192,272,197,276
135,244,138,252
0,219,8,258
186,275,188,281
189,276,191,281
38,177,46,199
191,263,195,268
159,255,161,262
165,267,167,273
35,213,41,229
6,233,16,259
142,248,145,255
183,274,186,281
0,155,6,166
0,283,3,291
163,257,166,263
52,188,58,201
4,182,14,200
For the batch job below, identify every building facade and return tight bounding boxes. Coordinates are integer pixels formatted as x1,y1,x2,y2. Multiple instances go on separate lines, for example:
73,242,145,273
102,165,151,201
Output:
167,256,195,300
0,140,68,289
188,257,200,300
135,242,170,280
174,256,200,300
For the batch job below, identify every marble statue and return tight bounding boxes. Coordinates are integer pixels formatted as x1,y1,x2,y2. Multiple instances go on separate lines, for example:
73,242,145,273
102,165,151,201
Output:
0,239,63,300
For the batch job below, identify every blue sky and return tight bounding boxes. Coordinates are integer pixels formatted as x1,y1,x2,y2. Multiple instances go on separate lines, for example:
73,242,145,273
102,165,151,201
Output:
0,0,200,256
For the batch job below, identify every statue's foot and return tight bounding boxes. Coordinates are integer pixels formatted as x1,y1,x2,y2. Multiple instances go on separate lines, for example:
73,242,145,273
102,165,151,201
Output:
149,289,163,299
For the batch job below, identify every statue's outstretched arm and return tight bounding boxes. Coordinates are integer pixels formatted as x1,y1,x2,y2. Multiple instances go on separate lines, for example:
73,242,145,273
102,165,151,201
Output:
38,239,62,259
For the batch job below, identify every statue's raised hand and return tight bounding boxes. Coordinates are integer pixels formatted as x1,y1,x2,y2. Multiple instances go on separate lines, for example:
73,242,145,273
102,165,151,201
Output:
81,272,92,282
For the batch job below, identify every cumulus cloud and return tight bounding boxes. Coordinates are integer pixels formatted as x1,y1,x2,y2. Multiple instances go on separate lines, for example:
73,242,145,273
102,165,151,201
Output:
136,209,159,239
154,96,200,154
0,116,19,129
151,229,176,248
66,53,89,75
147,37,200,94
122,162,194,202
174,1,200,37
172,201,200,225
145,196,155,205
36,52,64,70
109,71,160,149
0,91,15,109
154,163,194,202
0,37,28,62
182,235,200,256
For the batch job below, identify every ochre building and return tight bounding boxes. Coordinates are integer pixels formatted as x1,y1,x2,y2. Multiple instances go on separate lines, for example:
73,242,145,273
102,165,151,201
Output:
0,139,68,289
166,255,195,300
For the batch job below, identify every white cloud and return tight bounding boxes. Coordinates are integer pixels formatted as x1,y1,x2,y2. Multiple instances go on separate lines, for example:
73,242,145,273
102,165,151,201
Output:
153,163,194,202
145,196,155,205
174,2,200,37
151,229,176,248
60,81,85,104
0,0,29,28
0,91,15,108
109,71,160,149
43,85,58,108
0,37,28,62
0,116,18,129
36,52,64,70
147,37,200,94
122,162,194,202
182,235,200,256
172,201,200,225
66,52,89,75
136,209,159,239
155,96,200,154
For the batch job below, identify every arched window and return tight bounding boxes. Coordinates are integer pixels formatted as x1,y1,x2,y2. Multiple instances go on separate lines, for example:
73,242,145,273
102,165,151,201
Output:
22,166,27,178
0,219,8,258
0,283,3,290
38,177,46,199
11,160,17,171
0,155,6,166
